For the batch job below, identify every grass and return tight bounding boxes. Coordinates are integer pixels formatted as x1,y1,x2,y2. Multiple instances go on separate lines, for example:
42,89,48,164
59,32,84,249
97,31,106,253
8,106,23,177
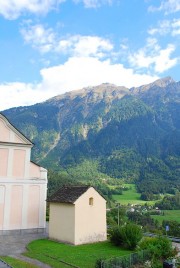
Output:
112,184,156,205
25,239,131,268
0,256,38,268
151,210,180,224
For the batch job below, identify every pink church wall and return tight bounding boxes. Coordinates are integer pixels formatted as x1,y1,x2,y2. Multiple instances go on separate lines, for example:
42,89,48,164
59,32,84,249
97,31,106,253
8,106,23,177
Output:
0,120,10,142
0,186,5,229
0,149,9,177
9,185,23,229
29,162,41,178
27,185,40,228
12,149,26,178
14,134,24,144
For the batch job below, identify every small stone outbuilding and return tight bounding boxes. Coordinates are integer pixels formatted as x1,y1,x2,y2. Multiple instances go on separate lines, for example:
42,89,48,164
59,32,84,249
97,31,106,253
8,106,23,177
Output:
48,185,107,245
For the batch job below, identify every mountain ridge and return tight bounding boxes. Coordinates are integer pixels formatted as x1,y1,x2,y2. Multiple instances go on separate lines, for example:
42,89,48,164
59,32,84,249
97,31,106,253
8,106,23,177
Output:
2,77,180,193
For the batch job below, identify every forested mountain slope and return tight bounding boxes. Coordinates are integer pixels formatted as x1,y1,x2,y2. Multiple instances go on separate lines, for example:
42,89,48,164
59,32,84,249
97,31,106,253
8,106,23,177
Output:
3,77,180,193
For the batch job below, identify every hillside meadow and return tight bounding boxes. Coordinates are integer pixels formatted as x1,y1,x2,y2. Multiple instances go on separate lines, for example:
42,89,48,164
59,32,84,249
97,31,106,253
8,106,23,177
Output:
112,184,157,205
151,210,180,224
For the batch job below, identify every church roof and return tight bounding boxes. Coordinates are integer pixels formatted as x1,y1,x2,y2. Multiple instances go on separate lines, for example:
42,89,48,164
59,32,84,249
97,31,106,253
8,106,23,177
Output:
47,185,91,204
0,112,33,145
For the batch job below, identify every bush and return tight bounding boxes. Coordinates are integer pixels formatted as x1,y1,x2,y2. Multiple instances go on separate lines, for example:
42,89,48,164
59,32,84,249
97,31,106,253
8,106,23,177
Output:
120,223,143,250
109,223,143,249
139,236,176,260
95,258,104,268
109,226,123,246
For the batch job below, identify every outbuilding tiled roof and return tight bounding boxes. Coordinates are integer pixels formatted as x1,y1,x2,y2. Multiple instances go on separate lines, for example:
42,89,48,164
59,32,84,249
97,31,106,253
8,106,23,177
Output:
47,185,90,204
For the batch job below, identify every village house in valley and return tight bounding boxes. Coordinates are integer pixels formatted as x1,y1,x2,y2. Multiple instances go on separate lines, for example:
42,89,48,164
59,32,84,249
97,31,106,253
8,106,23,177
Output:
0,113,47,234
48,185,107,245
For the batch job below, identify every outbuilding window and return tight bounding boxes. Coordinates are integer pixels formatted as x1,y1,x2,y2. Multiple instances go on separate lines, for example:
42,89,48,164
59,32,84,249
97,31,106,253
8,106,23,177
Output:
89,197,93,206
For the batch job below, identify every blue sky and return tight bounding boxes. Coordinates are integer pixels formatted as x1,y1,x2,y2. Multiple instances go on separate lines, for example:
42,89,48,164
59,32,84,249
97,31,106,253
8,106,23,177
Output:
0,0,180,110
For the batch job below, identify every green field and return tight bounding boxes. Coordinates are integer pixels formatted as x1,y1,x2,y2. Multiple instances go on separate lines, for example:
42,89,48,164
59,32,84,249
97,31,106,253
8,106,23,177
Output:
112,184,156,205
151,210,180,224
25,239,131,268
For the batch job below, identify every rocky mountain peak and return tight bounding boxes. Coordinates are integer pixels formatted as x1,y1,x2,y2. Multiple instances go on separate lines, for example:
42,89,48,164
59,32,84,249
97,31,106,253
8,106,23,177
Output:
152,76,175,87
46,83,129,105
130,76,175,94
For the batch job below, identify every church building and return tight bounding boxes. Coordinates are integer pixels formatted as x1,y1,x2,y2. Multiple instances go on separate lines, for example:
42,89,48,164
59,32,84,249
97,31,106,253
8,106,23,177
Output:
0,113,47,234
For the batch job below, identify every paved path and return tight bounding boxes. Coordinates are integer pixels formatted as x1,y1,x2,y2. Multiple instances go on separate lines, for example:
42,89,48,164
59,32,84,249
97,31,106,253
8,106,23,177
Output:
0,233,48,256
0,231,51,267
0,259,12,268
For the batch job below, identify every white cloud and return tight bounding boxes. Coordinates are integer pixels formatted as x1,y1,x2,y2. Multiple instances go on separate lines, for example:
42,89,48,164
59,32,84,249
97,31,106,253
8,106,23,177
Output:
0,82,50,110
148,20,171,36
56,35,113,58
40,57,156,90
148,19,180,36
0,0,64,20
149,0,180,14
128,38,178,73
0,0,113,19
153,45,178,72
171,19,180,36
20,23,179,75
21,23,56,53
73,0,113,8
21,23,114,57
0,56,158,111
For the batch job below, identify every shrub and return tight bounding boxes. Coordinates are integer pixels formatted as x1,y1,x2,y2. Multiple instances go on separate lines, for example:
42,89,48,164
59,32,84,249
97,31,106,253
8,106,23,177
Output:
120,223,143,250
139,236,176,260
109,223,143,249
95,258,104,268
109,226,123,246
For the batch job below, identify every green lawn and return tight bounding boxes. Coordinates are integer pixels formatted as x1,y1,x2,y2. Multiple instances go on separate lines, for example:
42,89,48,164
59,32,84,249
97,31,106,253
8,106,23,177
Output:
112,184,156,205
151,210,180,224
25,239,131,268
0,257,38,268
